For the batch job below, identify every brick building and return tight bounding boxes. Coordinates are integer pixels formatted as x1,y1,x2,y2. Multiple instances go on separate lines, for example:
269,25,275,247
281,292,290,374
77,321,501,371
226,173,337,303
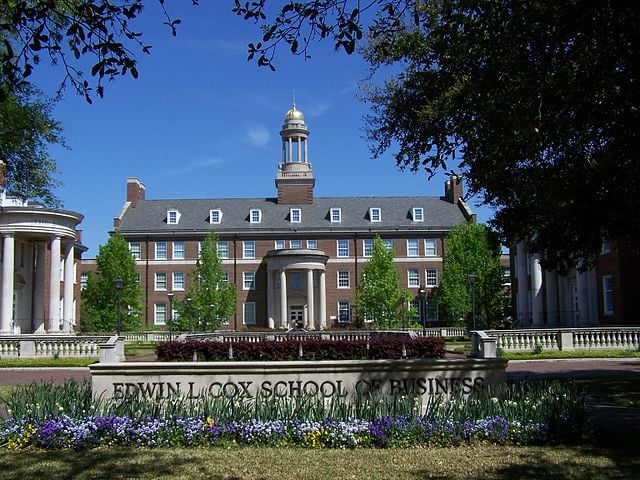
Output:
89,105,475,330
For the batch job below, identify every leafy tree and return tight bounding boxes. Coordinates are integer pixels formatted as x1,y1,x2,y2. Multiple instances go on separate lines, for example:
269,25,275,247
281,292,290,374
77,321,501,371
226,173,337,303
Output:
0,86,62,206
174,233,236,332
81,232,142,332
440,222,505,329
354,236,412,329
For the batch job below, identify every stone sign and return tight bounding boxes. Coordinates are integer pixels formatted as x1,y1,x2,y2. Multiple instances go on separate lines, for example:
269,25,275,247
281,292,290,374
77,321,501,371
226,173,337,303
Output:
91,358,507,405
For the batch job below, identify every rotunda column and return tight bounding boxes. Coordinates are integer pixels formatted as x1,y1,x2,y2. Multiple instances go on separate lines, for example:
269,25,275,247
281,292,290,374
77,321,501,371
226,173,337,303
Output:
279,269,288,328
48,234,61,333
306,269,315,330
319,269,326,330
531,254,543,326
267,269,275,329
63,242,75,333
516,241,529,325
33,243,46,333
1,234,15,333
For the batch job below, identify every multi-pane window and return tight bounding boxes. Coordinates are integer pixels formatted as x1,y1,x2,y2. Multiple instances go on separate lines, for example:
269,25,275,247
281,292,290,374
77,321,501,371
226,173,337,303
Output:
217,241,229,259
412,207,424,221
307,240,317,249
290,208,301,223
222,271,229,283
155,242,167,260
601,238,610,254
369,207,381,222
290,240,302,249
243,240,255,259
173,241,185,260
337,271,350,288
167,209,180,225
173,272,185,290
425,239,437,256
80,272,89,290
337,240,350,257
426,303,439,322
407,239,419,257
154,304,167,325
155,272,167,290
382,239,393,252
408,269,420,287
243,302,256,325
363,239,373,257
338,301,351,323
603,276,614,314
210,209,222,224
330,208,341,222
243,272,256,290
250,209,262,224
129,242,141,260
290,271,303,289
275,240,285,250
425,269,438,287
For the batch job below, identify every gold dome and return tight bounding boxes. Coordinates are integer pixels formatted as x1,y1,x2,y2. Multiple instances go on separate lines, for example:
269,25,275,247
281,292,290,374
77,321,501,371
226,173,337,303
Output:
284,104,304,121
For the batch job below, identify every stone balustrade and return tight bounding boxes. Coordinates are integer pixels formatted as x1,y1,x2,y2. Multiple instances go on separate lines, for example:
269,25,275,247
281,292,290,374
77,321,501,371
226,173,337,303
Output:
0,335,110,358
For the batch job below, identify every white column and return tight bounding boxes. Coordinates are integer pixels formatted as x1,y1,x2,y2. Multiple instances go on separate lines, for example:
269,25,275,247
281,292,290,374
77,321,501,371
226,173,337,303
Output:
279,269,287,328
63,242,74,333
1,234,15,333
267,269,275,329
297,136,302,162
516,242,529,325
319,269,326,330
33,243,46,333
545,270,558,325
304,139,308,164
288,137,293,163
577,269,589,327
48,235,61,333
306,269,315,330
531,254,543,326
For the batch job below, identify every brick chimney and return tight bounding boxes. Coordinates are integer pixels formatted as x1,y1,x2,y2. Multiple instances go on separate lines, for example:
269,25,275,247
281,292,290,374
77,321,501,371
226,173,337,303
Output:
444,174,463,204
126,177,145,208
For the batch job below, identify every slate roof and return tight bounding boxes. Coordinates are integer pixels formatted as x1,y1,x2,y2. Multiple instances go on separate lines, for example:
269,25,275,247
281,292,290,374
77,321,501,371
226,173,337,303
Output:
118,195,472,237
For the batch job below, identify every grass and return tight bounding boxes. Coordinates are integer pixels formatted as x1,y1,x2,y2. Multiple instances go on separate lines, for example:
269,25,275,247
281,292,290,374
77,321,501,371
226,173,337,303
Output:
0,444,638,480
575,376,640,407
0,358,96,368
124,341,157,358
498,349,640,361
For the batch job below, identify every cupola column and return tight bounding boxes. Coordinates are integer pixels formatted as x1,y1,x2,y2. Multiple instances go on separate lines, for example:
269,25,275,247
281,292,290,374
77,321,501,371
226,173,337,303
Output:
0,234,15,333
48,234,61,333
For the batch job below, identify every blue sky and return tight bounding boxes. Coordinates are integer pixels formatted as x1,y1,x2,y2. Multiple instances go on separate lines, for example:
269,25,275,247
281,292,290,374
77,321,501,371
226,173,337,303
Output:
31,3,492,257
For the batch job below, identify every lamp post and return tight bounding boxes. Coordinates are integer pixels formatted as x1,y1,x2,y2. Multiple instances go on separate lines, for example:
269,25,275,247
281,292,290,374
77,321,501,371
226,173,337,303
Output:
468,273,477,331
167,291,174,340
210,304,215,333
186,297,193,333
114,278,124,336
418,287,427,336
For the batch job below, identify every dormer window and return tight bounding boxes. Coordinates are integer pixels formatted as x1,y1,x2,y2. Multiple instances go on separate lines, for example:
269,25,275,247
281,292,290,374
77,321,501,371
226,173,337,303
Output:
210,209,222,224
412,207,424,222
290,208,301,223
250,209,262,224
370,207,381,222
167,209,180,225
330,208,341,223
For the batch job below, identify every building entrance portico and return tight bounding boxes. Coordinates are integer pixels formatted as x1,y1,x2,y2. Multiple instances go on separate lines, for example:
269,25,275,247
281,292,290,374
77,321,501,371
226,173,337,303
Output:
265,248,329,330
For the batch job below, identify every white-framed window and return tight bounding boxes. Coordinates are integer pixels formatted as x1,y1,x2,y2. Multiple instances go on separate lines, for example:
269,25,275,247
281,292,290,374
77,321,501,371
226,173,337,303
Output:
173,241,185,260
154,303,167,325
337,270,350,288
412,207,424,222
407,239,419,257
243,302,256,325
155,272,167,291
217,241,229,259
382,239,393,252
243,240,255,259
155,242,167,260
290,240,302,249
408,269,420,287
426,302,439,322
290,208,302,223
250,209,262,224
173,272,185,291
129,242,141,260
337,301,351,323
425,239,437,256
330,208,341,223
425,269,438,287
275,240,285,250
337,239,350,257
80,272,89,290
210,209,222,224
601,238,610,254
369,207,381,222
222,271,230,283
167,209,180,225
307,240,317,249
243,271,256,290
135,272,141,284
603,276,614,314
363,239,374,257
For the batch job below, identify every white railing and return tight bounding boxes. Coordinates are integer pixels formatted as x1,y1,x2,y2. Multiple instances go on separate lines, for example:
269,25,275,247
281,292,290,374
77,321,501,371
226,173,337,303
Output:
485,327,640,352
0,335,110,358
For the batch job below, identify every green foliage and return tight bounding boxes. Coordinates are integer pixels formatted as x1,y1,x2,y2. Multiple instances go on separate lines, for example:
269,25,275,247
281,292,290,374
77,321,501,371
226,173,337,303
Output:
80,232,142,333
0,87,62,206
440,222,505,329
354,236,413,328
174,233,236,332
